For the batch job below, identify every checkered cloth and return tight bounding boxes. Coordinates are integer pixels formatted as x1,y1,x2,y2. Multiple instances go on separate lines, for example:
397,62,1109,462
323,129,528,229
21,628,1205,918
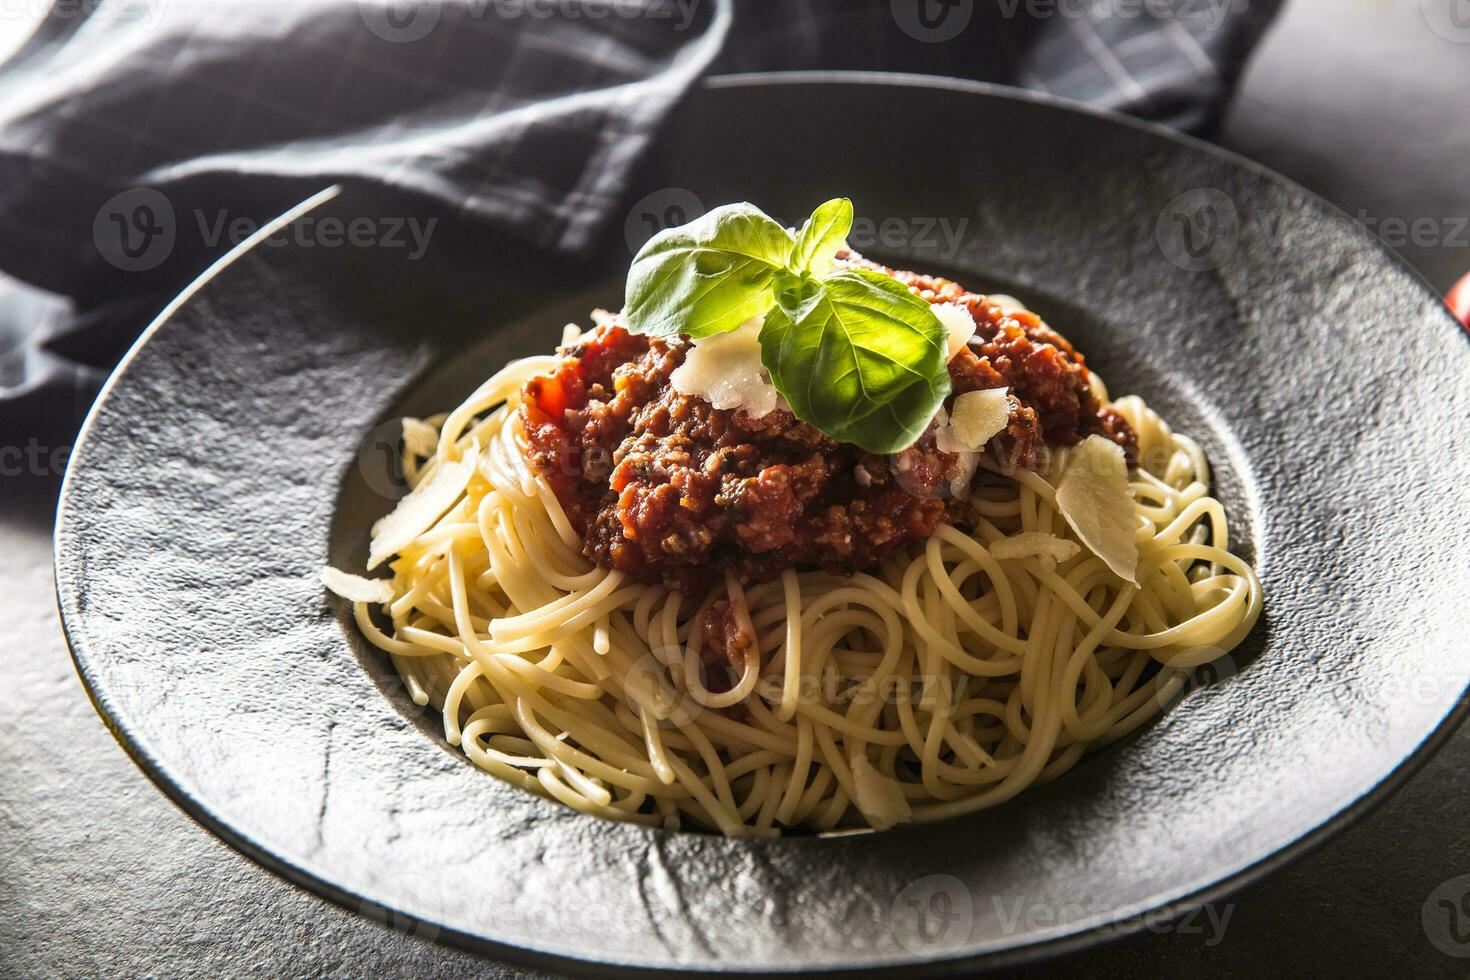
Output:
0,0,1280,442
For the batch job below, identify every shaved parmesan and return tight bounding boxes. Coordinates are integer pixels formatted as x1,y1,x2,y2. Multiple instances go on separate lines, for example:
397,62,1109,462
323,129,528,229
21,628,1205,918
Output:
850,755,913,831
989,532,1081,564
322,567,394,604
948,388,1010,449
400,417,440,459
935,388,1011,457
670,317,780,419
945,450,981,500
367,443,477,569
986,293,1028,315
1055,435,1138,584
933,302,976,360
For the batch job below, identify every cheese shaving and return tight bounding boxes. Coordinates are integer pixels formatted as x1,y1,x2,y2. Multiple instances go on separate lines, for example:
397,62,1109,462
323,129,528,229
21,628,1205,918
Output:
986,293,1028,315
400,417,440,460
368,441,477,570
948,388,1010,449
1055,435,1138,584
945,450,981,500
669,317,779,419
989,532,1081,563
850,755,913,831
322,567,394,604
935,388,1011,455
933,301,976,360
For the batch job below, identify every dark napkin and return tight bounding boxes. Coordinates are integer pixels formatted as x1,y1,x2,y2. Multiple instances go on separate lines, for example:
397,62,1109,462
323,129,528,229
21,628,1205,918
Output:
0,0,1280,448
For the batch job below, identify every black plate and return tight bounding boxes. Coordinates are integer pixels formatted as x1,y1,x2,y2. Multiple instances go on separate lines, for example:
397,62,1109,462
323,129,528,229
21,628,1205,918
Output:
54,74,1470,975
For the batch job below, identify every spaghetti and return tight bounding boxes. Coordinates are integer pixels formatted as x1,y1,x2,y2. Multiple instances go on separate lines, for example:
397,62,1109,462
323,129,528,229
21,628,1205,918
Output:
340,316,1262,836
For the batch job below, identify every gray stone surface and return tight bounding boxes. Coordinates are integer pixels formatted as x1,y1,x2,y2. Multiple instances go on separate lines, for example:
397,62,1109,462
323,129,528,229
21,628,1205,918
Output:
1223,0,1470,297
3,0,1469,976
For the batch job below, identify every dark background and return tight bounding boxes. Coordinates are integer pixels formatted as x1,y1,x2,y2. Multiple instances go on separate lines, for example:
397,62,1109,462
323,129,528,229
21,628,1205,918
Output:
3,0,1469,976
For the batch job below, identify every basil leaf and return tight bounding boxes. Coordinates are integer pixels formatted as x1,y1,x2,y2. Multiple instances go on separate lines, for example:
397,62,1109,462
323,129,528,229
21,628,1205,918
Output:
760,269,952,454
791,197,853,277
771,268,824,322
623,203,793,340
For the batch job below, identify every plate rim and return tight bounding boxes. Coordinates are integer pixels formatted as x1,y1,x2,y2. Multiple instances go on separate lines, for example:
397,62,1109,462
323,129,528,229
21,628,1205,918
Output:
52,71,1470,976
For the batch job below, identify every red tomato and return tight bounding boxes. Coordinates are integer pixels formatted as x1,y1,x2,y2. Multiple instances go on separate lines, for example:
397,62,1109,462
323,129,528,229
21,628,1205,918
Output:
1449,272,1470,332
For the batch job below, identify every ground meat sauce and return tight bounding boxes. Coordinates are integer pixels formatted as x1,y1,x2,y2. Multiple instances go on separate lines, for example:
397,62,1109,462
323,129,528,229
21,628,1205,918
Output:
519,255,1137,598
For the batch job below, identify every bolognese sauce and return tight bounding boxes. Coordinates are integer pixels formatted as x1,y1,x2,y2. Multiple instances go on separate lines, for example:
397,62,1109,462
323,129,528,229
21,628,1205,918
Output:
519,255,1135,593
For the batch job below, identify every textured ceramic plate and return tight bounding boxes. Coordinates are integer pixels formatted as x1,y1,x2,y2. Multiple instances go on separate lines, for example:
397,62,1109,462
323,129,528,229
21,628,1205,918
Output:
55,74,1470,975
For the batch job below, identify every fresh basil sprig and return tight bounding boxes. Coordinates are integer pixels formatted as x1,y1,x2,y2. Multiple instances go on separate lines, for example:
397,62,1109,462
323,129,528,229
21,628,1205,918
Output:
623,199,953,454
